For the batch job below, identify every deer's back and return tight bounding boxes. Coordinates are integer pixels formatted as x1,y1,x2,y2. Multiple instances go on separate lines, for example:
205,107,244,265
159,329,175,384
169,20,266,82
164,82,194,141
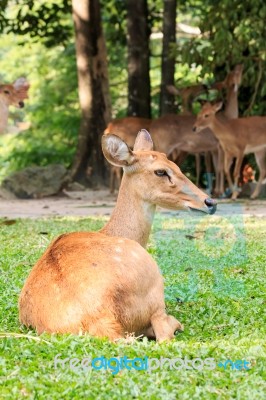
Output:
150,114,217,155
105,117,151,148
19,232,163,334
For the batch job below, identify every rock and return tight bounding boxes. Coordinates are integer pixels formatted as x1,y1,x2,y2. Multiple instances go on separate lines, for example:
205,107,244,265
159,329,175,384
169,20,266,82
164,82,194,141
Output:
0,187,17,200
65,181,86,191
1,164,68,199
240,182,266,198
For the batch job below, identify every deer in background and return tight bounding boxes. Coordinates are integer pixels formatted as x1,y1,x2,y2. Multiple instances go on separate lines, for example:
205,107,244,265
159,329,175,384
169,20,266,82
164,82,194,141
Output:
193,102,266,199
0,77,30,134
212,64,243,195
105,68,242,195
212,64,243,120
19,130,217,341
105,83,207,193
166,83,208,116
163,83,208,173
150,65,243,196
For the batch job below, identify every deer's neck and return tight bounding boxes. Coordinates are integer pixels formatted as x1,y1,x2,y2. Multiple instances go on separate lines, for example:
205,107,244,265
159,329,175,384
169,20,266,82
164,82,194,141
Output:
209,117,232,141
224,87,238,119
100,174,156,248
0,100,9,133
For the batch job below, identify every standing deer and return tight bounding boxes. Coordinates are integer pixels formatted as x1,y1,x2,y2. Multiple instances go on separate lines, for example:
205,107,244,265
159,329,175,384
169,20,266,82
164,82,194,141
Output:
164,83,209,179
105,67,242,195
105,84,207,193
166,83,208,116
0,78,30,133
150,65,243,196
212,64,243,120
19,130,217,342
193,102,266,199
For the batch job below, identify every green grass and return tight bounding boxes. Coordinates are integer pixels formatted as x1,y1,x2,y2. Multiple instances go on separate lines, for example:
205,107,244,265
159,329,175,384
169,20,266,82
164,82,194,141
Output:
0,214,266,399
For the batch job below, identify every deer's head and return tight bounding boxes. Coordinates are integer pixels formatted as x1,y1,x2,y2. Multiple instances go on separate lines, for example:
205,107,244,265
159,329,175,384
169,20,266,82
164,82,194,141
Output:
224,64,243,93
212,64,243,94
0,77,30,108
102,130,217,215
167,83,208,115
193,102,222,133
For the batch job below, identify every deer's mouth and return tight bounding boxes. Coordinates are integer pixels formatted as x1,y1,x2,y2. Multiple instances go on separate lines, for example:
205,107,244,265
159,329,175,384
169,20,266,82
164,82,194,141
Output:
192,125,201,133
188,206,216,215
188,206,207,215
188,199,217,215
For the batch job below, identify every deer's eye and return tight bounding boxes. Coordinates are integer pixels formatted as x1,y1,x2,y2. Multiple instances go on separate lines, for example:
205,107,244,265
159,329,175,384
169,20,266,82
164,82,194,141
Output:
3,90,10,95
204,114,209,118
155,169,168,177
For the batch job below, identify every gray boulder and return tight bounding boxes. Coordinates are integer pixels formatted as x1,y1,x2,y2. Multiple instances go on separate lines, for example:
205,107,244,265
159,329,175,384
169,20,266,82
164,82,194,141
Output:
240,182,266,198
1,164,68,198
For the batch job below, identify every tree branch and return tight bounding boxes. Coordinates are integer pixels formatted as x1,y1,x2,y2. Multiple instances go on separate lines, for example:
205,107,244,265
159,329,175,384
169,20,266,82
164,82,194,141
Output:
244,59,263,116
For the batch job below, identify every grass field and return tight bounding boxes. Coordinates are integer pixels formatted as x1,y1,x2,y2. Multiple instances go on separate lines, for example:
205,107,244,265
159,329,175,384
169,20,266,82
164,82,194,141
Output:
0,213,265,399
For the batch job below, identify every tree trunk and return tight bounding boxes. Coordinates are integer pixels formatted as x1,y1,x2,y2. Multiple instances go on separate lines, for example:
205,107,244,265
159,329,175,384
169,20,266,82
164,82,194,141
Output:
160,0,177,115
71,0,111,185
126,0,151,118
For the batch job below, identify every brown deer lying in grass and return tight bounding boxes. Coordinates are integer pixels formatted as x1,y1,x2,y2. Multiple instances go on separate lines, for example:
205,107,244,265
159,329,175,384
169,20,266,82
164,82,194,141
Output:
0,77,30,133
19,130,217,342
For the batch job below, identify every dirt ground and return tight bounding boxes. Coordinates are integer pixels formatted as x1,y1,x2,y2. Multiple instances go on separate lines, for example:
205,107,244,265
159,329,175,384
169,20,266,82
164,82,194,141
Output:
0,189,266,218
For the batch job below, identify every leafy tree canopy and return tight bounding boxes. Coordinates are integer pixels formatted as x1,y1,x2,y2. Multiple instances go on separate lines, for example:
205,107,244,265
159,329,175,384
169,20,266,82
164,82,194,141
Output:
0,0,72,46
180,0,266,114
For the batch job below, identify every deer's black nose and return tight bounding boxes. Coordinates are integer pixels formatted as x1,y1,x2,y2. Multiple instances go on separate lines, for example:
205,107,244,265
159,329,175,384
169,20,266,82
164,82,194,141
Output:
19,101,24,108
204,198,217,214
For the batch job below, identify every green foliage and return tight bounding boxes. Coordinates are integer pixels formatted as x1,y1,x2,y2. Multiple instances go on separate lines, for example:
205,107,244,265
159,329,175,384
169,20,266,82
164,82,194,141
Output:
1,0,72,47
0,34,79,181
102,0,127,45
180,0,266,115
103,0,165,118
0,0,265,181
0,214,265,398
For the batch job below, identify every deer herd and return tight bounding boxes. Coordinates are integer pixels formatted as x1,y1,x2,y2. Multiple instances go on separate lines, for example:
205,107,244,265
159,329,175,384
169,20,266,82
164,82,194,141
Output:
19,130,217,341
1,66,265,341
2,67,265,200
106,65,266,200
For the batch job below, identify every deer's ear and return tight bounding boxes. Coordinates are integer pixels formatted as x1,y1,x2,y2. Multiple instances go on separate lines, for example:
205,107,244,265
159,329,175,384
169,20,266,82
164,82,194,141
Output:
214,101,223,112
211,80,225,91
197,99,207,106
102,134,135,167
166,85,180,96
133,129,153,152
13,77,30,90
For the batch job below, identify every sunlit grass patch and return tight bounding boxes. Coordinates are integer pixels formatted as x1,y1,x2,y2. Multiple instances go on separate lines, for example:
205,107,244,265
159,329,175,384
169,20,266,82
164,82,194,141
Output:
0,215,265,399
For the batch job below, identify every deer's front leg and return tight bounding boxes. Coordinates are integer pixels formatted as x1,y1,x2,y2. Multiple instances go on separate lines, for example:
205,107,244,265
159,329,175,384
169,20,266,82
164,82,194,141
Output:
223,152,234,193
251,149,266,199
218,146,225,195
231,154,244,200
212,148,223,196
151,313,183,343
